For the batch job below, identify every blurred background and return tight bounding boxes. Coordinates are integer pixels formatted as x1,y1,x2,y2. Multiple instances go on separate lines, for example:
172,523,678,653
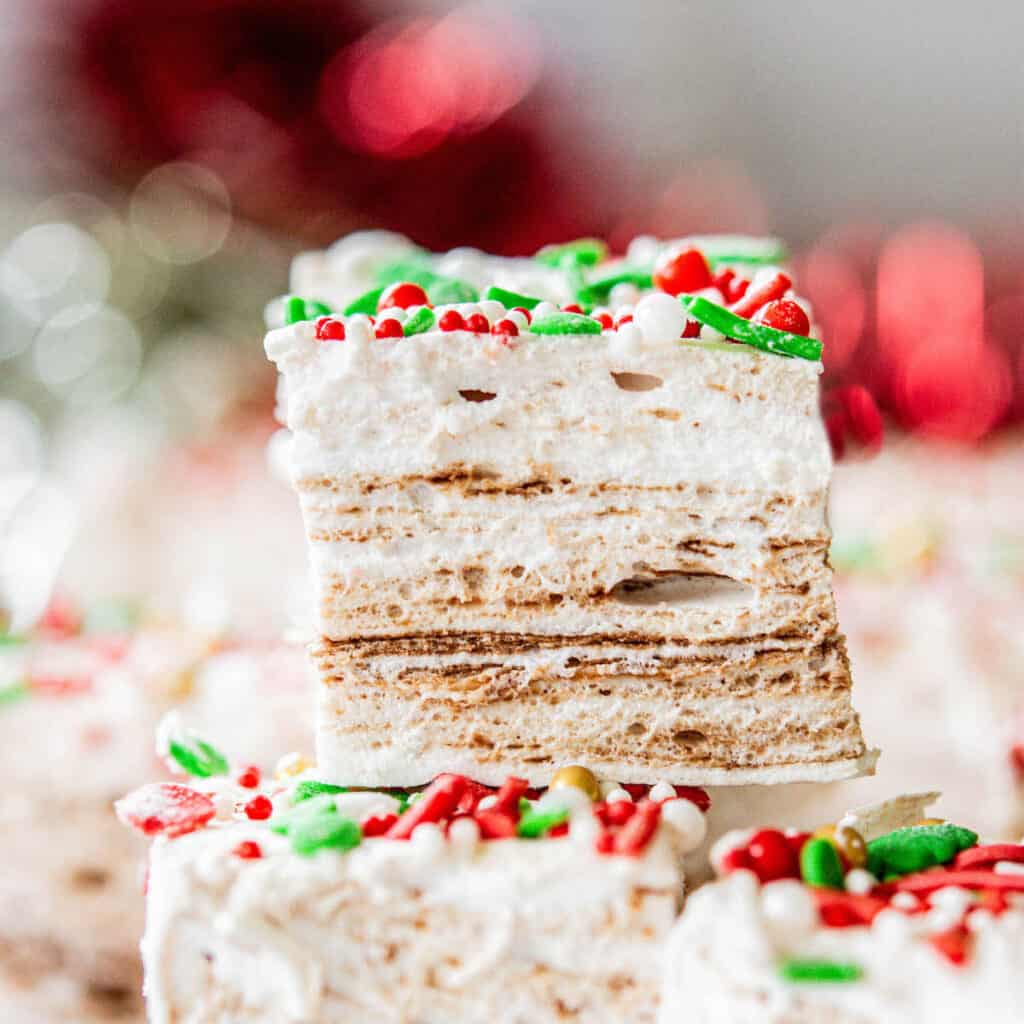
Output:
0,1,1021,1021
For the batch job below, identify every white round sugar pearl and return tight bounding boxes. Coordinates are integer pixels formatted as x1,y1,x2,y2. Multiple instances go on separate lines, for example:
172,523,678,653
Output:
661,797,707,852
457,303,480,319
605,788,633,804
448,816,480,853
844,868,878,895
761,879,816,933
635,293,686,344
536,785,592,814
649,780,675,803
479,299,504,323
532,300,557,320
608,282,640,308
410,822,445,859
505,309,529,329
699,324,726,344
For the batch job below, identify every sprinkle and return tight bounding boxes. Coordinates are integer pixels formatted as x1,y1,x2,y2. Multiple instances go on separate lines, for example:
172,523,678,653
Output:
284,296,332,325
748,829,800,883
315,316,345,341
475,809,518,839
779,959,863,984
517,808,570,839
158,715,229,779
535,238,607,269
362,813,398,837
729,271,792,319
800,837,846,889
867,824,978,878
605,788,634,804
375,318,403,339
813,889,888,928
682,295,822,361
115,783,216,838
578,269,653,306
928,924,971,966
491,777,529,817
290,811,361,856
483,285,542,310
464,313,490,334
428,277,478,305
530,312,602,336
896,868,1024,895
233,840,263,860
244,795,273,821
492,318,519,338
386,774,468,839
402,307,436,336
292,780,347,804
343,287,385,316
378,281,428,311
672,786,712,813
953,843,1024,871
611,799,662,856
438,309,466,332
236,765,261,789
652,248,712,297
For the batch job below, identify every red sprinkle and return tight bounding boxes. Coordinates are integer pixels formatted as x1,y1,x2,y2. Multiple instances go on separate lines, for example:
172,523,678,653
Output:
562,303,584,314
896,869,1024,895
475,809,518,839
378,281,428,311
233,840,263,860
929,924,971,966
492,318,519,338
438,310,466,332
614,313,634,328
116,783,215,838
672,786,711,813
244,795,273,821
595,311,614,330
315,316,346,341
721,846,754,873
730,272,792,319
814,890,888,928
548,822,569,838
464,313,490,334
604,801,637,827
974,888,1010,916
620,784,649,801
456,780,495,815
595,829,616,855
362,813,399,837
491,777,529,818
386,774,469,839
510,306,532,323
681,318,701,338
611,799,661,856
755,299,810,337
747,829,799,882
954,844,1024,871
653,248,713,296
375,318,403,339
236,766,261,789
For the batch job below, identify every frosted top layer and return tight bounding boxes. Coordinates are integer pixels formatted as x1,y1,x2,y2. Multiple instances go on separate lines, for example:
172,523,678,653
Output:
266,322,830,490
661,793,1024,1023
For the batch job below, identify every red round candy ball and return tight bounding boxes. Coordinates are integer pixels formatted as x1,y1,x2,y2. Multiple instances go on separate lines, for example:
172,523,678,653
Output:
492,318,519,337
315,317,346,341
562,303,584,314
464,313,490,333
755,299,810,337
653,248,712,296
438,310,466,332
595,312,614,330
747,828,799,882
236,765,261,789
378,281,429,311
244,795,273,821
233,840,263,860
375,318,404,339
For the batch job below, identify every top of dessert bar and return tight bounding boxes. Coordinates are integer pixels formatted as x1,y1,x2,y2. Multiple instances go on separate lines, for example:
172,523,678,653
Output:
116,717,710,863
698,792,1024,980
268,232,821,363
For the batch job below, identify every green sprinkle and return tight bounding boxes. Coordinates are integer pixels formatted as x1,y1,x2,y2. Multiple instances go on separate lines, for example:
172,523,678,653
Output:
402,306,436,336
292,781,348,804
483,285,543,310
427,277,477,305
696,236,788,266
529,312,602,336
779,959,863,984
517,808,569,838
168,737,229,779
800,837,846,889
375,256,432,288
535,238,608,269
867,824,978,878
290,813,362,856
682,295,822,361
283,296,331,324
577,269,652,306
343,287,385,316
0,680,28,707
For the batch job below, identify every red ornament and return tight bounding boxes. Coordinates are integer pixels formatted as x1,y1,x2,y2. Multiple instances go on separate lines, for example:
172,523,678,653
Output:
375,317,404,339
315,316,346,341
653,248,712,296
755,299,811,337
236,765,261,789
492,318,519,338
464,313,490,334
115,783,215,838
438,310,466,332
730,272,792,319
746,828,799,882
244,795,273,821
233,840,263,860
379,282,429,311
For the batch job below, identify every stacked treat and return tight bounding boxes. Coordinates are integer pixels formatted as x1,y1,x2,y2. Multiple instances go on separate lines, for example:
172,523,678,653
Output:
114,234,1022,1022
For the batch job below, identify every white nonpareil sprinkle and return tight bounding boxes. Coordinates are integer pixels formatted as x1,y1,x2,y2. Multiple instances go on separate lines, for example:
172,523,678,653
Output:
660,798,707,852
531,300,557,320
649,780,675,802
447,815,481,853
478,299,504,323
844,868,878,895
635,293,685,345
761,880,816,933
605,788,633,804
890,892,920,911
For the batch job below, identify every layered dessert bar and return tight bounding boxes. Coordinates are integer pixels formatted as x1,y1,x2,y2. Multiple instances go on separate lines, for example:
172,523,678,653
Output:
662,794,1024,1023
118,749,707,1024
0,611,310,1021
266,235,872,786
